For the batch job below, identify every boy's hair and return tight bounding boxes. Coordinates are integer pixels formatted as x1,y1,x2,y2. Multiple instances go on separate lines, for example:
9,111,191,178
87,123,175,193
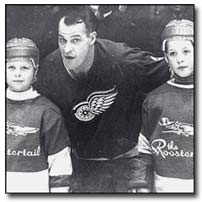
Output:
60,6,98,34
161,19,194,52
6,37,39,68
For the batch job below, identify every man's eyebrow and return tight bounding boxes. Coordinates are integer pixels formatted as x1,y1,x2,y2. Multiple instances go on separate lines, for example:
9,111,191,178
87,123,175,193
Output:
58,34,65,38
58,34,81,38
70,35,81,38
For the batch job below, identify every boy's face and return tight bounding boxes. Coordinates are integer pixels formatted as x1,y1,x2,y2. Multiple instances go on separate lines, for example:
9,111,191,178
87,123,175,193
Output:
7,58,35,92
58,19,96,74
165,40,194,78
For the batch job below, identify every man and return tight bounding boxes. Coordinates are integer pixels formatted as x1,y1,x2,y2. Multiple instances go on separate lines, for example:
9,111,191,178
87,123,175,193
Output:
36,6,170,192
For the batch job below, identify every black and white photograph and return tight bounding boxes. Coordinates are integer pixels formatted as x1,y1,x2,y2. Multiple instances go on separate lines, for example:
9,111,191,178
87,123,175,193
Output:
5,4,195,194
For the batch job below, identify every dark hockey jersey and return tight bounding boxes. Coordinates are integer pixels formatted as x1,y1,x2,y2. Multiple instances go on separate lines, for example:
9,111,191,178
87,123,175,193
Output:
138,79,194,192
6,88,72,192
36,38,170,159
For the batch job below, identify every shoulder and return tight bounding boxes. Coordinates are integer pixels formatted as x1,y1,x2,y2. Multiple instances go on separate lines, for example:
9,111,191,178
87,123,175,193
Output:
44,48,61,61
96,38,154,67
36,49,64,86
147,82,172,97
147,79,192,99
34,96,63,117
143,82,172,108
95,38,138,63
96,38,129,53
40,49,61,67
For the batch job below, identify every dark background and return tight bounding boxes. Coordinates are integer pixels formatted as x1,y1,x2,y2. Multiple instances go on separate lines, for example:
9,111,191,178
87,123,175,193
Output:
6,5,194,59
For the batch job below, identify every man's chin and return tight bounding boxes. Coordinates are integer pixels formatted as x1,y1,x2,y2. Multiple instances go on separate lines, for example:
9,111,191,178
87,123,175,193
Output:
63,60,75,69
65,64,76,71
64,62,79,74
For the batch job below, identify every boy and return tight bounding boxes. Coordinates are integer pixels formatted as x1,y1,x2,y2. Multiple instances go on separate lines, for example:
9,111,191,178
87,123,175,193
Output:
6,38,72,193
136,19,194,192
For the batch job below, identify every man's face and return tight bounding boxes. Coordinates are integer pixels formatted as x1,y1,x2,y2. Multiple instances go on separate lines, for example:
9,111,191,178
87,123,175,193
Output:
165,40,194,78
58,19,96,73
7,58,35,92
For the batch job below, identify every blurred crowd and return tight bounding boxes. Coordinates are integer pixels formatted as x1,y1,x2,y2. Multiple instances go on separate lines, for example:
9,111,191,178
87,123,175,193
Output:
6,5,194,58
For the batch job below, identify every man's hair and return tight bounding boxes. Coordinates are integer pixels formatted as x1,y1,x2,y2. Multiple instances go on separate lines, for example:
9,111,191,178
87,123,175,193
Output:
60,6,98,34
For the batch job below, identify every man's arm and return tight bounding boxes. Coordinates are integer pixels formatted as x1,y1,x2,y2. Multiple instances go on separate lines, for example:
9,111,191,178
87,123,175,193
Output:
128,131,154,192
128,98,155,192
97,39,170,92
118,42,170,92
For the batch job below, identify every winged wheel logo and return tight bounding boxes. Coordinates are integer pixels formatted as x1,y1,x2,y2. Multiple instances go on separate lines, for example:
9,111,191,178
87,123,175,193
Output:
73,86,118,122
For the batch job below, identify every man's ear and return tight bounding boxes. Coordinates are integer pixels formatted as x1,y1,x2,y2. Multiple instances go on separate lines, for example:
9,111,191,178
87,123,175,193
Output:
89,31,97,45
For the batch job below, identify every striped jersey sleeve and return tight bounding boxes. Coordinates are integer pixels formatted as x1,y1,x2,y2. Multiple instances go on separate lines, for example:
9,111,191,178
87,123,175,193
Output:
41,107,73,192
48,147,72,192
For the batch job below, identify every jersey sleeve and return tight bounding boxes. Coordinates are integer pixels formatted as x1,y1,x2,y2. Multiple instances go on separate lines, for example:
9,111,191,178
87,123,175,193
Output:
129,99,154,190
130,99,154,191
115,43,170,92
41,108,72,192
41,108,70,154
48,147,72,192
138,98,153,155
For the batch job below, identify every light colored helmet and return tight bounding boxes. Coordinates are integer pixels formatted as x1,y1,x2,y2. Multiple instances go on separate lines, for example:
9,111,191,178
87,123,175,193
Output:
6,37,39,67
161,19,194,52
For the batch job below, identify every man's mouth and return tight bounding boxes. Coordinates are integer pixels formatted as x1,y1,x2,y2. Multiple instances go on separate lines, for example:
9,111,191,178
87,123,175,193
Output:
64,55,75,60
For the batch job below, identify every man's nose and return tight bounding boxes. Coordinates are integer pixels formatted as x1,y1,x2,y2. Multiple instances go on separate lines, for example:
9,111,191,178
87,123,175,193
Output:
64,42,74,54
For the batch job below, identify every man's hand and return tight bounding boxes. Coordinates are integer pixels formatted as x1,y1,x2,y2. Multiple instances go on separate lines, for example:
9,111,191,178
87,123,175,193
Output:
128,158,153,191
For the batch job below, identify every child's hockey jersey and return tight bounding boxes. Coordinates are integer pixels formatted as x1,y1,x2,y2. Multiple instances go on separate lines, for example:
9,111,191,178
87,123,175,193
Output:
6,88,72,193
138,79,194,192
